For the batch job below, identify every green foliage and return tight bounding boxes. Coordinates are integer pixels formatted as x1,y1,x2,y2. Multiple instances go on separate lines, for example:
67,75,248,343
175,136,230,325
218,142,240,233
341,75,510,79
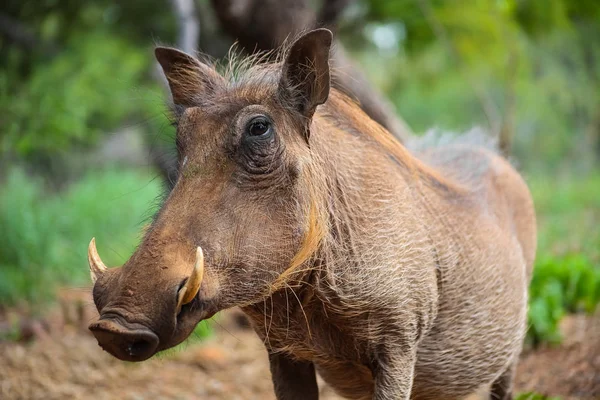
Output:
528,254,600,345
1,1,177,54
355,0,600,172
516,392,561,400
529,174,600,261
515,0,600,37
0,32,154,158
0,167,162,308
0,170,58,305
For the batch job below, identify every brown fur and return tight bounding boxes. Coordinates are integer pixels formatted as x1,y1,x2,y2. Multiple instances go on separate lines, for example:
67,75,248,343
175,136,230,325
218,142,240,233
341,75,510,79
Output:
90,30,536,400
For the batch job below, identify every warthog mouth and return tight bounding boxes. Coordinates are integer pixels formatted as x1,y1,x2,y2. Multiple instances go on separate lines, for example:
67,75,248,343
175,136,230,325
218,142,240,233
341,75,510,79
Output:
90,300,218,362
89,313,159,362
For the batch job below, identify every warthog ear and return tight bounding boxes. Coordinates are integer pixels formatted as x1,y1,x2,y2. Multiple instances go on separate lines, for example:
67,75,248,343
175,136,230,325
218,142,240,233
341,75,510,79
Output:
155,47,224,107
279,29,333,140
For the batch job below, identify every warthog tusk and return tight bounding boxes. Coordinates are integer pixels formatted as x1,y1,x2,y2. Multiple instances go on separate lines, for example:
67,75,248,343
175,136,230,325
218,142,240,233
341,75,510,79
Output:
177,247,204,310
88,237,108,284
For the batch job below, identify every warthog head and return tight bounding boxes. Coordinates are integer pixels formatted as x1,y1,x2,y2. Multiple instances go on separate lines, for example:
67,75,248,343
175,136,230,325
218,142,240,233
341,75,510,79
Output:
88,29,332,361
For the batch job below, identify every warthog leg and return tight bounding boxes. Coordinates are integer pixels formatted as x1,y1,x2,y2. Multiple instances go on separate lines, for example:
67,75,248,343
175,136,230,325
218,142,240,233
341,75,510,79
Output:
371,345,417,400
269,352,319,400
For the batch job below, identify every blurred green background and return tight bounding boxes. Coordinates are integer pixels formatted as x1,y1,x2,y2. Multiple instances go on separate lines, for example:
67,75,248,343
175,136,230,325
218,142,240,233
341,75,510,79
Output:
0,0,598,351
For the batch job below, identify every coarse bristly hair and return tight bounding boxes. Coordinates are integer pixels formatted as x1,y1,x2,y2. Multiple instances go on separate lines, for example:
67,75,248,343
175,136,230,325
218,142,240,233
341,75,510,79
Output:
134,34,537,400
407,127,499,153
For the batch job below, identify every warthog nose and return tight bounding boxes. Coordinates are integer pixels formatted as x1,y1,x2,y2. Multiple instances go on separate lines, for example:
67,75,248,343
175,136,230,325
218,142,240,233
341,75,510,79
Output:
89,319,159,362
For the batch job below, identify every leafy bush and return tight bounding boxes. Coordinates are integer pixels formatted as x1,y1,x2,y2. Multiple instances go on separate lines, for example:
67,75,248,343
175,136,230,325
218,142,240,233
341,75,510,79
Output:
528,254,600,345
0,167,162,308
0,31,165,161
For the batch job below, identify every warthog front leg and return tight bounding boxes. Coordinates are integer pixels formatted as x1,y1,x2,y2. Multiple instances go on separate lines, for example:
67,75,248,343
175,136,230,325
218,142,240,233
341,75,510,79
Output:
269,352,319,400
371,346,417,400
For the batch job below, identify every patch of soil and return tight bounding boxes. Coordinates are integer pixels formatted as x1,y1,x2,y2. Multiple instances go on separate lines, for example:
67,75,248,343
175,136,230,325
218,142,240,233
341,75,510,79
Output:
0,290,340,400
0,289,598,399
515,314,600,400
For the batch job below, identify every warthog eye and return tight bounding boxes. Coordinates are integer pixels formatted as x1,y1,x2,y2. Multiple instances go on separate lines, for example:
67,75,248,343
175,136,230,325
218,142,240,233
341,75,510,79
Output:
238,114,279,177
247,116,272,137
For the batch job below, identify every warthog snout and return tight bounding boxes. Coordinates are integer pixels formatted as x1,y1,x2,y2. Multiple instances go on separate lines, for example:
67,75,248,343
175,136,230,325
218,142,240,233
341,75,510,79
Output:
89,317,159,362
88,239,208,361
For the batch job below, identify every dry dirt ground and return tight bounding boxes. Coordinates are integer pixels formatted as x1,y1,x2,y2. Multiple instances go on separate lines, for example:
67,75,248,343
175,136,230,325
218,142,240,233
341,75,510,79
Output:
0,289,598,400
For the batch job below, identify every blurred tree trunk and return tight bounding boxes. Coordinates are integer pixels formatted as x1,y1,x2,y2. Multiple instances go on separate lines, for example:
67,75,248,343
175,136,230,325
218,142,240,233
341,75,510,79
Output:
172,0,199,54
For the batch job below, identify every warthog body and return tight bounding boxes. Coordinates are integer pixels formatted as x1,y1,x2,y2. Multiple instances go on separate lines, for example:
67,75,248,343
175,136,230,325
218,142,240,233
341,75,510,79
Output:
89,30,536,400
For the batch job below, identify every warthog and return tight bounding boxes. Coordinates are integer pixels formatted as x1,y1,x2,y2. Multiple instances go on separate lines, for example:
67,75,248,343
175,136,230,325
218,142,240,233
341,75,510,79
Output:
88,29,536,400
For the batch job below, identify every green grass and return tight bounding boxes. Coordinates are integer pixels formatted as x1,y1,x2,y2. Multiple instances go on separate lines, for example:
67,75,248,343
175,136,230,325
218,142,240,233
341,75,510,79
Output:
529,173,600,260
516,392,561,400
0,167,162,308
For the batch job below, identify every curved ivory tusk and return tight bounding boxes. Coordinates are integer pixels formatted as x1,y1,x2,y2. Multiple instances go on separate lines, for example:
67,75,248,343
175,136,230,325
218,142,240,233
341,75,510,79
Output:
88,237,108,284
177,247,204,310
